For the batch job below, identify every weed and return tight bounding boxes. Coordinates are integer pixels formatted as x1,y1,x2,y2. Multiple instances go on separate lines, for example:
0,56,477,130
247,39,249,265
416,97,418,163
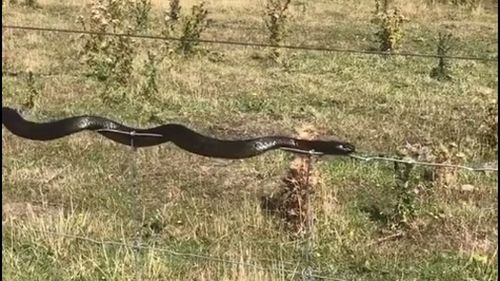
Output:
22,71,39,110
402,141,467,190
159,10,177,57
478,99,498,152
1,32,8,73
140,50,160,99
78,0,135,85
447,0,483,10
76,0,145,99
292,0,308,16
391,159,416,227
7,0,38,7
7,0,27,6
25,0,36,8
372,1,408,52
137,47,173,121
141,210,167,240
264,0,291,60
374,0,391,13
133,0,153,32
453,0,483,9
178,2,209,55
431,142,468,189
169,0,181,22
158,1,209,56
261,126,320,238
430,31,454,81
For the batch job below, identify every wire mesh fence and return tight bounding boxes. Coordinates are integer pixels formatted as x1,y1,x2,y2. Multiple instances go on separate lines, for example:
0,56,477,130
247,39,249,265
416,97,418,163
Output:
2,9,498,280
4,224,350,281
10,128,493,280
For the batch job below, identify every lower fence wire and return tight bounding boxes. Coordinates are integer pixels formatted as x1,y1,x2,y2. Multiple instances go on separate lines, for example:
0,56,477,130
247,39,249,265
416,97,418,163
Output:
7,226,349,280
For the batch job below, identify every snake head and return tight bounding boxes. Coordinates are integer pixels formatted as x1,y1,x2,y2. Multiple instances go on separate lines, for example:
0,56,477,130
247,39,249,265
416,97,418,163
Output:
310,140,355,155
290,139,355,156
339,142,356,154
327,141,356,155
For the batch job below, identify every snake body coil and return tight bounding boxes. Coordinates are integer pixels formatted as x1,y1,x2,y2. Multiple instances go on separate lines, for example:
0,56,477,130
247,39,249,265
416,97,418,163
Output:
2,107,355,159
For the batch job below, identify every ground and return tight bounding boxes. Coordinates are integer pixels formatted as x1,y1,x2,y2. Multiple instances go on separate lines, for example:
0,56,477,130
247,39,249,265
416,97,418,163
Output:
2,0,498,280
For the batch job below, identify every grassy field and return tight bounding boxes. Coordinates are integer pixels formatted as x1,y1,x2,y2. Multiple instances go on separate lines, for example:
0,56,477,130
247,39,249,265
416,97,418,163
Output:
2,0,498,280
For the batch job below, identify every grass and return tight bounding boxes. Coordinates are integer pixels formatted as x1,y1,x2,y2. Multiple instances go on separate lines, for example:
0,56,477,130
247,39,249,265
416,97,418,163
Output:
2,0,498,280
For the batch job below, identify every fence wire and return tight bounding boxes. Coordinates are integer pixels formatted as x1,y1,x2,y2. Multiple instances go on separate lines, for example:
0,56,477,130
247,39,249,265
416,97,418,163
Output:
2,24,498,62
350,153,498,172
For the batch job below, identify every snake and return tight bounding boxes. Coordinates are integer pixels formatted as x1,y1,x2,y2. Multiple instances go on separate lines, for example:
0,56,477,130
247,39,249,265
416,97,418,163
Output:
2,106,355,159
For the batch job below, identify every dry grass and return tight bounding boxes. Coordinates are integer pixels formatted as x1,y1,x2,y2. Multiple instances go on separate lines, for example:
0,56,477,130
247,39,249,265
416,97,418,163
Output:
2,0,498,280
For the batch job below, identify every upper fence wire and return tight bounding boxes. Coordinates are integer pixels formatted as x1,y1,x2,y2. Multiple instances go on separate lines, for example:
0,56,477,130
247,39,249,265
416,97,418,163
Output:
2,24,498,62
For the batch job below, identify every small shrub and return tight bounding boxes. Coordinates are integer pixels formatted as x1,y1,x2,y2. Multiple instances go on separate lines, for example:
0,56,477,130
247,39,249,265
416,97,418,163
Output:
374,0,391,13
140,50,160,99
391,160,416,227
260,125,320,238
431,143,468,191
453,0,482,9
430,32,454,81
133,0,153,32
372,1,408,52
141,211,167,240
264,0,291,59
292,0,308,16
2,32,8,73
359,154,422,230
22,71,39,110
178,2,209,55
137,52,165,123
76,0,143,88
478,99,498,151
449,0,482,10
160,10,177,56
25,0,36,7
8,0,37,7
159,1,209,56
169,0,181,21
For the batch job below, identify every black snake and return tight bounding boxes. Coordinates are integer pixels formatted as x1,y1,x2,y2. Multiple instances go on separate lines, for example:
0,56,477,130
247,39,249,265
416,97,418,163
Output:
2,106,355,159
